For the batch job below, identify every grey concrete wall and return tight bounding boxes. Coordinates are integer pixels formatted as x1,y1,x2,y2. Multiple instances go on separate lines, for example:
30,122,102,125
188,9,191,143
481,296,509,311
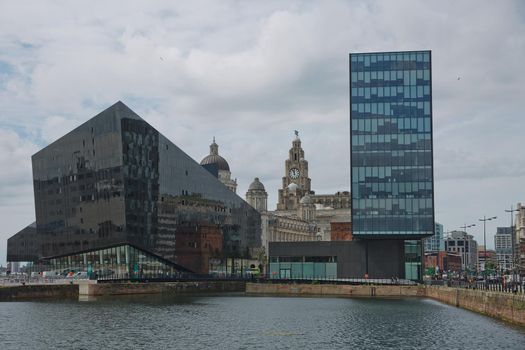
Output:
269,240,405,279
79,281,246,296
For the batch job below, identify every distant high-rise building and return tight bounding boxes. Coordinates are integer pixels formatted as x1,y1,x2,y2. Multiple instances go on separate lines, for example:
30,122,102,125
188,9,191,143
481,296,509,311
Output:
445,231,478,271
495,227,513,271
425,222,444,253
350,50,434,280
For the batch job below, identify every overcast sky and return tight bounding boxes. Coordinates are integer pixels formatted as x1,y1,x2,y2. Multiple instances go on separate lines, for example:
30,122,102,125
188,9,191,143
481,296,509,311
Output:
1,1,524,264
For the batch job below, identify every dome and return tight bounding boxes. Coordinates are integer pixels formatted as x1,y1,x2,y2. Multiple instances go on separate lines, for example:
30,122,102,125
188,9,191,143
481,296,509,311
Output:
200,139,230,171
300,194,312,205
287,182,299,191
200,154,230,171
248,177,265,191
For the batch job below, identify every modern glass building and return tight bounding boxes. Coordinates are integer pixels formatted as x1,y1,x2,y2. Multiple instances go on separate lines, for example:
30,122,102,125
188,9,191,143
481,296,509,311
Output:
350,51,435,280
425,222,444,253
7,102,261,276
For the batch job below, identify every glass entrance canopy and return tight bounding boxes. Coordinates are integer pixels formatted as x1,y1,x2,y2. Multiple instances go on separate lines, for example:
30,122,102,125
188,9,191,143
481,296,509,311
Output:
40,243,189,279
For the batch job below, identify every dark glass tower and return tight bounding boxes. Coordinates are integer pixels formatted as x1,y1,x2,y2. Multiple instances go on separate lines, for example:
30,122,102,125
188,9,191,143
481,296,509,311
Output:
350,51,435,279
7,102,261,274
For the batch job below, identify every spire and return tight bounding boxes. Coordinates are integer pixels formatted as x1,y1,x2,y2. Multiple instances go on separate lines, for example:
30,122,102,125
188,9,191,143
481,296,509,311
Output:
210,137,219,155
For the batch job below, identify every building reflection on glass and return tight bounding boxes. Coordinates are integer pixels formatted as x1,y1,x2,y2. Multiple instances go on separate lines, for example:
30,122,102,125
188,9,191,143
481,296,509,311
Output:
7,102,261,276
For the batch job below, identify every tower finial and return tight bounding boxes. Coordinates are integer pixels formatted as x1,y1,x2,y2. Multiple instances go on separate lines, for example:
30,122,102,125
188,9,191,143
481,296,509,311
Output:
210,137,219,155
294,130,299,139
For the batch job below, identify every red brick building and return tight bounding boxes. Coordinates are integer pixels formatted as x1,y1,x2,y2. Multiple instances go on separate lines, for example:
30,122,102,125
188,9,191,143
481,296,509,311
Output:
425,251,462,273
175,223,223,274
330,222,353,241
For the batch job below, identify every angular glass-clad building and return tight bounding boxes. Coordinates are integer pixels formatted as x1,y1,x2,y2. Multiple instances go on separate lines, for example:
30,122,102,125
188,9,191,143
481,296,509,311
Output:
350,51,435,280
7,102,261,275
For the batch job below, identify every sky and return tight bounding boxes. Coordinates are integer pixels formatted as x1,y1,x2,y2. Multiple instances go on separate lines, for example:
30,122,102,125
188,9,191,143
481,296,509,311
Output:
1,0,524,264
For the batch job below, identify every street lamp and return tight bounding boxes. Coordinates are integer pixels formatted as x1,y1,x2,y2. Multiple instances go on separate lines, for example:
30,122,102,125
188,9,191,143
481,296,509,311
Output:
505,206,519,282
479,215,497,277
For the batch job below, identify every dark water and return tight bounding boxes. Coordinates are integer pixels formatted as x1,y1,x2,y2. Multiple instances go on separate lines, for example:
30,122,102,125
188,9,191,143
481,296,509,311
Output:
1,295,524,349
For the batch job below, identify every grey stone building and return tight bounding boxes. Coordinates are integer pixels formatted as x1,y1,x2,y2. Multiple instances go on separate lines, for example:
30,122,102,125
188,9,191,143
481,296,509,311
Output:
445,231,478,271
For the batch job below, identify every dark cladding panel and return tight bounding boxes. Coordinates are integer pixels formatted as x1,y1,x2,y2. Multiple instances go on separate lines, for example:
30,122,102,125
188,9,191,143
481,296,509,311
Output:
7,223,39,262
31,103,129,258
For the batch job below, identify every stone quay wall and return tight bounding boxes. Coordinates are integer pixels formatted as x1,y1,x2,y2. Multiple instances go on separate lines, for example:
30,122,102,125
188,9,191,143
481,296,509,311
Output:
247,283,525,327
426,286,525,327
79,280,246,296
246,283,425,297
0,284,78,301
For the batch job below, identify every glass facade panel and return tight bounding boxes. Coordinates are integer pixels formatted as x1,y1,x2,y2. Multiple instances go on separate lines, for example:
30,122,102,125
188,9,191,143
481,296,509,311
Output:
350,51,434,238
269,259,337,280
40,244,183,279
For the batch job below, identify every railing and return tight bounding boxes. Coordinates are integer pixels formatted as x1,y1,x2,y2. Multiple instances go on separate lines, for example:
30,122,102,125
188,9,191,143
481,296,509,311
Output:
2,273,417,286
96,272,253,283
95,272,416,286
425,279,525,295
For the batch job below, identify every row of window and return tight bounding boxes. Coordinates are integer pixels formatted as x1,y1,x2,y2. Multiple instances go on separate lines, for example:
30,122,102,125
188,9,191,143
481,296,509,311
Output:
353,216,434,234
352,166,432,182
353,152,432,167
351,69,430,86
352,101,431,116
352,198,433,213
350,51,430,64
351,85,430,103
352,117,431,133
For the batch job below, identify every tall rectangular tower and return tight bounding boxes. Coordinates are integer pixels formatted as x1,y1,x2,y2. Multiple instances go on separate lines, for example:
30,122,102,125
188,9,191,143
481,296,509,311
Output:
350,51,434,279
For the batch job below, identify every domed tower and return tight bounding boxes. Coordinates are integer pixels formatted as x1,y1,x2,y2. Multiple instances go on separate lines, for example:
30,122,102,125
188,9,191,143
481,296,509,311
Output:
298,194,316,221
277,131,313,210
246,178,268,212
200,138,237,193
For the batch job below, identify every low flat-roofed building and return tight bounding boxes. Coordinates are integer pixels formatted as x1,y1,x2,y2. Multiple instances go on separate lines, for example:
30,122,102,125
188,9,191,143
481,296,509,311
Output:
269,240,405,280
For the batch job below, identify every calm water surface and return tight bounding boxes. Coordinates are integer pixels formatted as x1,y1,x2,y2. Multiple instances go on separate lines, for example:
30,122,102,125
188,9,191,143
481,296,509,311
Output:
1,295,524,349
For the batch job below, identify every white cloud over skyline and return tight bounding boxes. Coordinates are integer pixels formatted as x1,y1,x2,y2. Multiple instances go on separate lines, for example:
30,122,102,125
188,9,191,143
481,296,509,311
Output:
1,0,524,264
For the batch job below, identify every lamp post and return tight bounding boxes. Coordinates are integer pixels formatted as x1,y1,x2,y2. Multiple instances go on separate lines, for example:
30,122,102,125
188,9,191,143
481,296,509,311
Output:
479,216,497,278
505,206,519,283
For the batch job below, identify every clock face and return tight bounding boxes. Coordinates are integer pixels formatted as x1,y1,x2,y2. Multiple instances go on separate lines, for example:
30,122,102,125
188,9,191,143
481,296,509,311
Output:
289,168,300,179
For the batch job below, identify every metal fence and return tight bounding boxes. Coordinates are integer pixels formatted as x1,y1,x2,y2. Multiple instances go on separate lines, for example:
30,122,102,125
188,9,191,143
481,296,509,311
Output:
425,279,525,295
95,272,416,286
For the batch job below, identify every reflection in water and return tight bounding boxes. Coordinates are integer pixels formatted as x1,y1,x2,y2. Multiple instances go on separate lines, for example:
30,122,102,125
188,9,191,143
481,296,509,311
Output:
1,296,524,349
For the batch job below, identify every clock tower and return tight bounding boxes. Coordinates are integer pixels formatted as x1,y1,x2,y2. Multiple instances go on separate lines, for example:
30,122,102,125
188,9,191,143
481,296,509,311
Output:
276,132,313,211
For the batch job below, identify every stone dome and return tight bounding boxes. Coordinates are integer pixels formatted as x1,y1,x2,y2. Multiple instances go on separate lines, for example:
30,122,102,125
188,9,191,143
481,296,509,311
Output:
248,177,265,191
300,194,313,205
200,139,230,171
287,182,299,191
